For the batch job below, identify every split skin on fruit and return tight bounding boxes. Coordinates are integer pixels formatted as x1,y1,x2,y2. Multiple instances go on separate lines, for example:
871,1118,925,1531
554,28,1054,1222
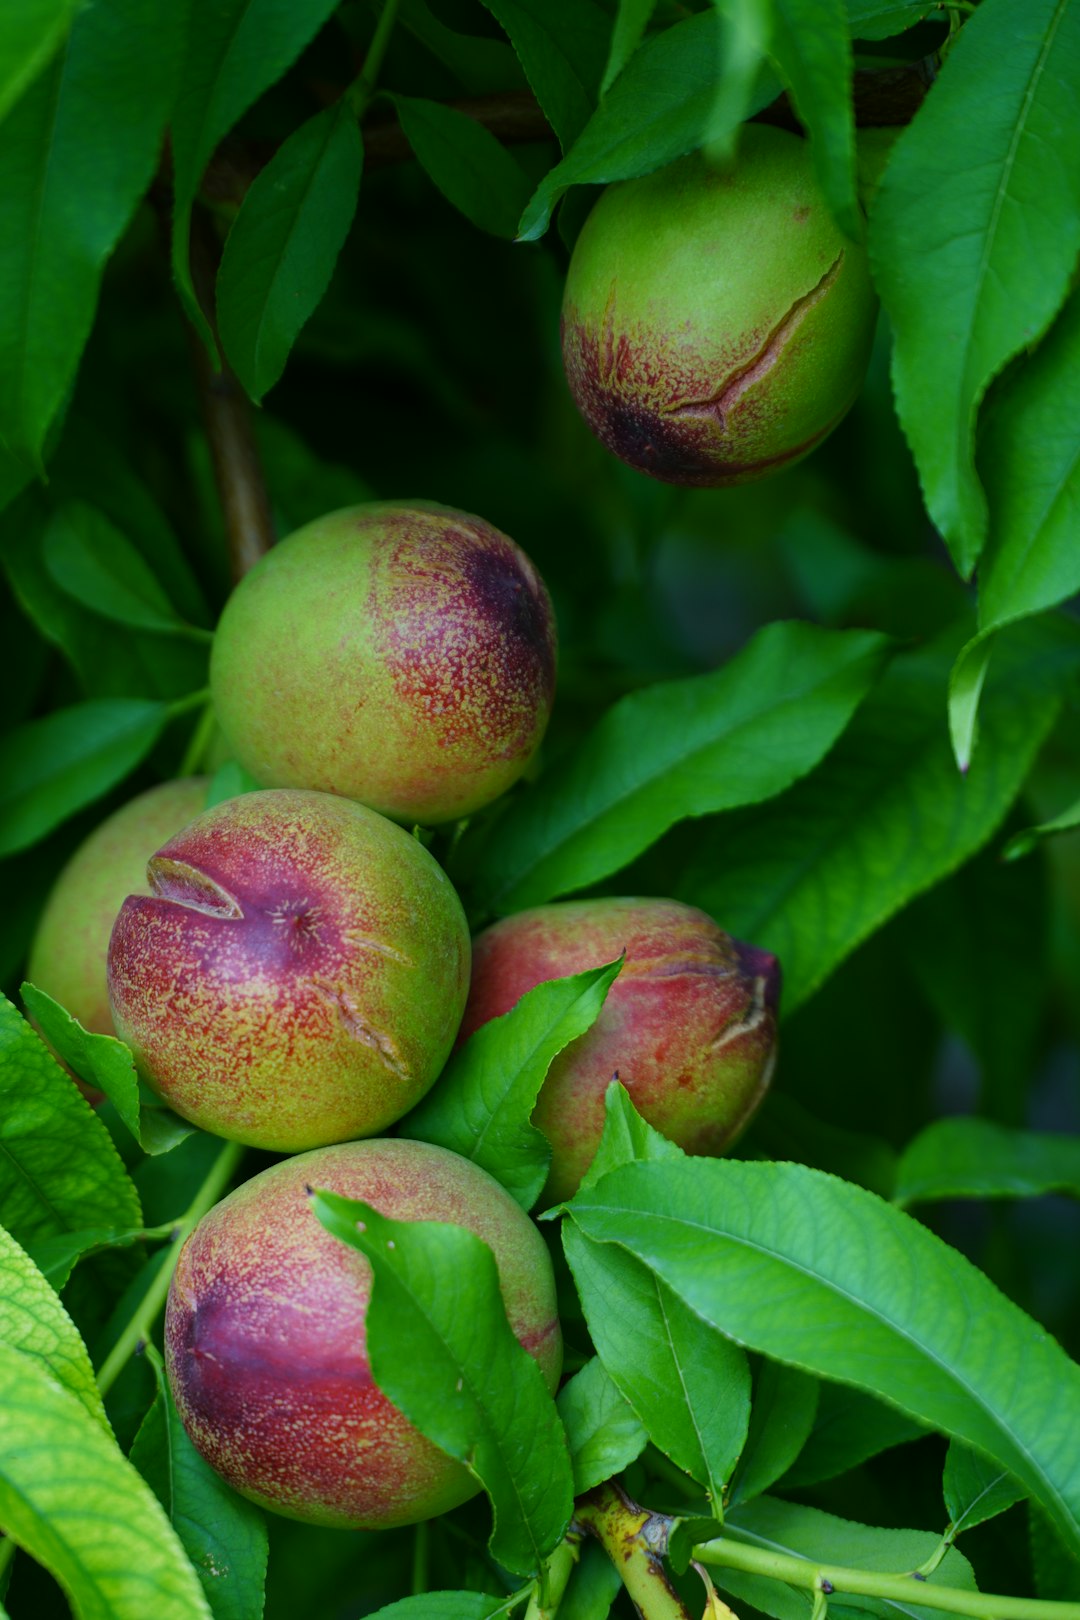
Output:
165,1139,562,1528
461,897,780,1201
210,501,558,826
107,788,471,1151
561,124,879,486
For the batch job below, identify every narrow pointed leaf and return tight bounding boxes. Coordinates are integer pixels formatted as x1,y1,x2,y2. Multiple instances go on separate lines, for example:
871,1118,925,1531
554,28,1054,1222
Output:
770,0,859,237
0,1342,211,1619
869,0,1080,576
464,623,889,915
780,1384,926,1488
944,1442,1025,1536
556,1356,648,1494
0,0,184,467
312,1193,573,1577
481,0,610,149
566,1157,1080,1558
0,993,142,1245
0,0,81,123
727,1362,818,1507
43,501,192,635
400,959,623,1209
517,13,782,240
894,1119,1080,1208
392,95,531,239
844,0,934,40
602,0,660,94
217,101,363,403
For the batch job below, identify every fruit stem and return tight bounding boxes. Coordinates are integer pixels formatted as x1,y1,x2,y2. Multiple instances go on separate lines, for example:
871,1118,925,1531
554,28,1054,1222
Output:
523,1538,578,1619
349,0,402,117
95,1139,243,1399
694,1532,1080,1620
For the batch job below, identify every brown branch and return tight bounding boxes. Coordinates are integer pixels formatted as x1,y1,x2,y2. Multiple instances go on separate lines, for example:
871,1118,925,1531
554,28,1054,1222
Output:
575,1482,696,1620
187,209,275,582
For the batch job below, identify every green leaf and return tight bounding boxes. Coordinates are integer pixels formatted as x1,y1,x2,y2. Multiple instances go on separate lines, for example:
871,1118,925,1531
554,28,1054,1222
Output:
1003,792,1080,861
780,1384,926,1488
678,620,1080,1014
0,993,142,1246
0,0,185,469
844,0,935,39
366,1599,515,1620
21,985,195,1156
558,1541,622,1620
464,623,889,916
944,1441,1026,1536
706,0,773,162
25,1225,162,1292
169,0,342,347
715,1496,976,1620
0,696,172,856
206,760,262,809
1030,1506,1080,1601
770,0,859,238
0,1221,108,1431
601,0,660,95
566,1157,1080,1558
869,0,1080,577
0,0,80,123
400,959,623,1210
894,1120,1080,1209
217,101,363,403
312,1192,573,1578
131,1358,269,1620
727,1362,818,1507
391,95,532,239
577,1079,685,1196
481,0,610,149
43,501,197,636
556,1356,648,1495
517,12,783,240
563,1226,750,1515
0,1341,211,1619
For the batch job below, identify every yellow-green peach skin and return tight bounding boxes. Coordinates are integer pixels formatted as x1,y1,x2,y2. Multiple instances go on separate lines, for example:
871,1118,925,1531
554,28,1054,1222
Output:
27,777,210,1037
165,1139,562,1528
209,502,557,826
107,789,471,1151
561,125,879,487
460,897,780,1201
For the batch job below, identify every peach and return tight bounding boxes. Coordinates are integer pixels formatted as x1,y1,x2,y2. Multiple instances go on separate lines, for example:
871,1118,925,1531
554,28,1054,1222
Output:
165,1139,562,1528
561,125,878,486
209,502,557,826
27,777,209,1037
107,789,470,1150
460,898,780,1200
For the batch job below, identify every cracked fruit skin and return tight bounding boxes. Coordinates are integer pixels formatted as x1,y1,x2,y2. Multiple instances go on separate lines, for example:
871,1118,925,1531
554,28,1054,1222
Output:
28,777,209,1039
460,898,780,1201
561,125,879,487
165,1138,562,1528
210,502,557,826
107,788,470,1151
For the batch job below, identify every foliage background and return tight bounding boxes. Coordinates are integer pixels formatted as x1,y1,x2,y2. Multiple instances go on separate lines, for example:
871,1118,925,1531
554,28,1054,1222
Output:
1,0,1079,1616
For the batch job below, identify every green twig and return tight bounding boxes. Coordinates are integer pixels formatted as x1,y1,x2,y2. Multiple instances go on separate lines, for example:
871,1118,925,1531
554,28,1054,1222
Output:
523,1539,578,1620
694,1531,1080,1620
348,0,402,117
96,1139,243,1398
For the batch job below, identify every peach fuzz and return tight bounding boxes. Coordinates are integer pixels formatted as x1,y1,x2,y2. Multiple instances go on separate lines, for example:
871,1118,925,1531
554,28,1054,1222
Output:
209,502,557,826
461,897,780,1201
27,776,210,1038
107,788,470,1151
561,125,878,487
165,1139,562,1528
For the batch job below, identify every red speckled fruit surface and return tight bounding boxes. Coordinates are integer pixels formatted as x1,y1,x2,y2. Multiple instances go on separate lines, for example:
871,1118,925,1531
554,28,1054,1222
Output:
209,502,557,825
461,897,780,1200
108,789,470,1150
561,126,878,487
165,1139,562,1528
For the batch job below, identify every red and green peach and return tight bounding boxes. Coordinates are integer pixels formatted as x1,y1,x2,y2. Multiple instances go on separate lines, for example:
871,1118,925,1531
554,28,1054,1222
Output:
561,125,878,487
461,897,780,1200
209,502,557,826
165,1139,562,1528
107,788,470,1151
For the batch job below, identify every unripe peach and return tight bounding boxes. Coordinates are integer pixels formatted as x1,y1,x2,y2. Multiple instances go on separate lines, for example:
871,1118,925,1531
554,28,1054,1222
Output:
27,777,209,1037
461,898,779,1201
561,125,878,486
107,789,470,1150
165,1139,562,1528
209,503,557,826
